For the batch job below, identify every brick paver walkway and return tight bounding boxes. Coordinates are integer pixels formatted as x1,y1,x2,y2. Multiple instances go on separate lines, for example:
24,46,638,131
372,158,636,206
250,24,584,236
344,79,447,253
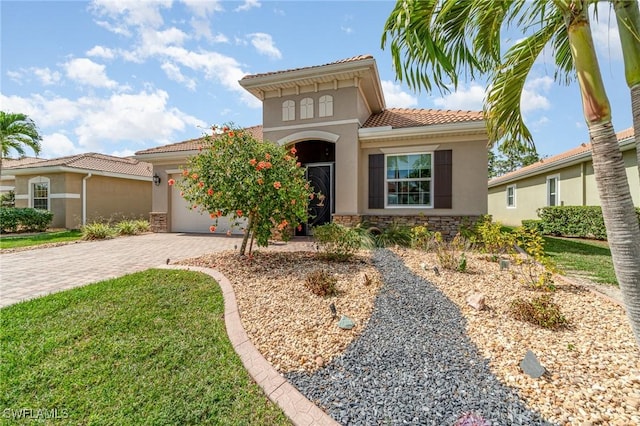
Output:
0,232,314,307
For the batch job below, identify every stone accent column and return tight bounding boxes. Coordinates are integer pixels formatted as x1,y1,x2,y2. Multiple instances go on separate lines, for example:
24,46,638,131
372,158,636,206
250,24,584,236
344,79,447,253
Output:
150,212,168,232
332,214,362,227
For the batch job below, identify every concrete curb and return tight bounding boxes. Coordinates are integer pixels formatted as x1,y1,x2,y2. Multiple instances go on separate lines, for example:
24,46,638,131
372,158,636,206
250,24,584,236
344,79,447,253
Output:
159,265,339,426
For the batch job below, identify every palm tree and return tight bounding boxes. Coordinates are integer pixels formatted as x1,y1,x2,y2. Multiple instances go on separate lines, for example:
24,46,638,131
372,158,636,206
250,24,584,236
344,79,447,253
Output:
383,0,640,346
0,112,43,175
613,0,640,180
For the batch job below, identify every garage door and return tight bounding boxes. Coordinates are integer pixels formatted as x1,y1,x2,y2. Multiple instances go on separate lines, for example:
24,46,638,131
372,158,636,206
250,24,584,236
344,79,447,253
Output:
170,174,245,234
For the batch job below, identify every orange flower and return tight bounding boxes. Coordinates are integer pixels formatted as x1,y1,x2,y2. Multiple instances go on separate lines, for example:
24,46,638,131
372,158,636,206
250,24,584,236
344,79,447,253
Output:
217,210,223,217
284,155,291,161
265,162,272,169
257,178,264,185
182,169,189,177
223,126,229,132
207,188,214,196
180,191,184,197
168,178,176,186
309,193,315,200
198,181,205,188
228,131,235,137
192,204,198,210
273,181,282,189
277,220,288,230
290,147,297,154
209,225,217,232
297,225,303,232
236,209,243,217
265,153,271,160
291,199,296,205
210,212,216,219
191,173,198,180
296,162,301,168
249,158,257,166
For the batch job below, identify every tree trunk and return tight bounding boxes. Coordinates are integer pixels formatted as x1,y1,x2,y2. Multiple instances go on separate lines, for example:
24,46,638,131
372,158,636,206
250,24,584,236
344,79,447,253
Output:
564,2,640,346
239,211,254,256
613,0,640,180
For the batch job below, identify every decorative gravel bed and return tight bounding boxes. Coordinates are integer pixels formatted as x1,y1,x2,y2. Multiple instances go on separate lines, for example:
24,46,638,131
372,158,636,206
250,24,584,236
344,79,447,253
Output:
180,246,640,426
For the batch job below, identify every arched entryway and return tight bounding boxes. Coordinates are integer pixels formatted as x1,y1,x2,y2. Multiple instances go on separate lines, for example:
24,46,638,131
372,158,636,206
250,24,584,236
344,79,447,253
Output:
292,140,335,235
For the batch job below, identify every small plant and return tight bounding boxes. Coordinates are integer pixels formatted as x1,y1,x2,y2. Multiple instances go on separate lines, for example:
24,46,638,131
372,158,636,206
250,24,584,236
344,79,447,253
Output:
372,222,411,248
133,219,151,233
454,412,490,426
313,222,374,261
410,225,433,250
115,220,138,235
432,232,470,272
476,219,515,256
511,227,557,291
304,269,338,297
81,222,116,240
509,294,568,329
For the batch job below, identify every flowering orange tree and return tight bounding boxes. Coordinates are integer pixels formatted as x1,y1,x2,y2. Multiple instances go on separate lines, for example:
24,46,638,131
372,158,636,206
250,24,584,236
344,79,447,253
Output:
171,124,313,255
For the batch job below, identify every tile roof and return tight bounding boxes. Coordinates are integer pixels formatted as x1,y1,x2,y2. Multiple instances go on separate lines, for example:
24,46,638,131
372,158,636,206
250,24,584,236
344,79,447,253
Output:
240,55,374,81
135,125,263,155
362,108,484,128
2,157,47,169
489,127,635,186
9,153,152,177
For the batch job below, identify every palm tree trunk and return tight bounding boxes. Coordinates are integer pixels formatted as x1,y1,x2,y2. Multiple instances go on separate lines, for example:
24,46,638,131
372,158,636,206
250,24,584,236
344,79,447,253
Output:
565,2,640,346
613,0,640,180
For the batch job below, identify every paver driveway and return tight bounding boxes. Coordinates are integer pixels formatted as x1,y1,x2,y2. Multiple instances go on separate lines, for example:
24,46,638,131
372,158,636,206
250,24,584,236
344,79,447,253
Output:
0,233,314,308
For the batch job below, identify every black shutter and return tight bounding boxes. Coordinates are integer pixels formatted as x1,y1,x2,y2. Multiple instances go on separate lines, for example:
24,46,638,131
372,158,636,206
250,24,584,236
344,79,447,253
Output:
368,154,384,209
434,149,452,209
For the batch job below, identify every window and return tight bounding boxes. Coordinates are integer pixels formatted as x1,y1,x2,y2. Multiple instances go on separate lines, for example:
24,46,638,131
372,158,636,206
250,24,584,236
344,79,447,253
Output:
547,175,559,206
32,182,49,210
319,95,333,117
506,184,516,208
282,100,295,121
300,97,313,119
385,153,432,207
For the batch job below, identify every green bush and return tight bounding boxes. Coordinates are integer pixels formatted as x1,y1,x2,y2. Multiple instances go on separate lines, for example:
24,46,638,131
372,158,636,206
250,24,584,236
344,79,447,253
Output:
370,222,412,248
410,225,433,250
115,220,138,235
476,219,515,255
0,208,53,233
133,219,151,233
313,223,374,261
521,219,544,233
537,206,640,240
510,294,567,329
81,222,117,240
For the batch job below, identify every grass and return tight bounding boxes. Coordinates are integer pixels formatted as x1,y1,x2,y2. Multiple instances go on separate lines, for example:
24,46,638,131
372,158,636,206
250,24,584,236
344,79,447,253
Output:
0,230,83,249
542,236,617,285
0,269,290,425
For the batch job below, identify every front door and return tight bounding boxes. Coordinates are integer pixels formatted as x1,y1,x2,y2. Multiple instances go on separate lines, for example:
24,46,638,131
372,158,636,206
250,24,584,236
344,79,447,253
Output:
302,163,333,235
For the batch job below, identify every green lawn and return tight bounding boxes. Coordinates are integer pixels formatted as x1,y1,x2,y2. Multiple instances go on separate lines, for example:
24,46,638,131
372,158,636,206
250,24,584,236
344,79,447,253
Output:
543,236,617,285
0,230,83,249
0,269,290,425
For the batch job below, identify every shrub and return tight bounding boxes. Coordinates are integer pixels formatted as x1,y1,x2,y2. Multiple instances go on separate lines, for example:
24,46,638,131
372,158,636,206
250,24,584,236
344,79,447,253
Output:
81,222,116,240
521,219,544,233
133,219,151,233
115,220,138,235
313,223,373,261
1,190,15,208
510,295,568,329
371,222,411,248
304,269,338,297
511,227,557,291
410,225,433,250
536,206,640,240
476,219,515,255
0,208,53,233
432,232,470,272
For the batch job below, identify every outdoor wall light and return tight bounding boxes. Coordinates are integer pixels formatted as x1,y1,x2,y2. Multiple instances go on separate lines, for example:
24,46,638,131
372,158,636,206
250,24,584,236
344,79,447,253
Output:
153,173,161,186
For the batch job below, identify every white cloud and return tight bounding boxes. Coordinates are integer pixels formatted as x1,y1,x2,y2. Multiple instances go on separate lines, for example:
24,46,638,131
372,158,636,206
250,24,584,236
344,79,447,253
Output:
341,26,354,35
41,133,83,158
235,0,260,12
64,58,118,89
247,33,281,59
90,0,171,30
590,2,623,61
87,45,116,59
32,67,62,86
381,81,418,108
110,148,137,157
433,83,486,110
94,19,132,37
161,62,197,90
181,0,223,17
521,76,553,114
6,70,23,84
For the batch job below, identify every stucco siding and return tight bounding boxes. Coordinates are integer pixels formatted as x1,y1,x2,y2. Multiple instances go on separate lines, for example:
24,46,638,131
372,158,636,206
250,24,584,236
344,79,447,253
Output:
85,175,151,223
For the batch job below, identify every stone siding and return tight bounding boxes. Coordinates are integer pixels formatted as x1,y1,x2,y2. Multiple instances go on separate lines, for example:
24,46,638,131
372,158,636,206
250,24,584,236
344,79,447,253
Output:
333,214,482,237
150,212,168,232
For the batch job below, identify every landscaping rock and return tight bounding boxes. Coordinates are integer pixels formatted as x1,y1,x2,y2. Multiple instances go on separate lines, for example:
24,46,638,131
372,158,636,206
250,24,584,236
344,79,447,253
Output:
338,315,355,330
520,350,546,379
466,292,486,310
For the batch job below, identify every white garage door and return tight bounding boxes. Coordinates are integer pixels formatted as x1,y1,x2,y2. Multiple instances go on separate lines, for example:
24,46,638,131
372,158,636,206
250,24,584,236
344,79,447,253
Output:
170,174,245,234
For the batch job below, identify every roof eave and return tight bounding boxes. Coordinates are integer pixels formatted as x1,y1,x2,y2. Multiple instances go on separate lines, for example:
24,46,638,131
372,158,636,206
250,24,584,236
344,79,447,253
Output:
134,150,200,162
359,120,486,141
8,166,151,181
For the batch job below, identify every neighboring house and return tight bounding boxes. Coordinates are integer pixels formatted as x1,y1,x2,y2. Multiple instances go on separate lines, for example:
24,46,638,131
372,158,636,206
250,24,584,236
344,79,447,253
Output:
1,157,47,196
136,55,489,236
488,128,638,226
4,153,152,229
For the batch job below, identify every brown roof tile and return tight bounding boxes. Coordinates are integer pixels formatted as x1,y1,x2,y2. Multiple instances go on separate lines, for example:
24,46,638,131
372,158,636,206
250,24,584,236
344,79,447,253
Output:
2,157,47,169
10,153,152,177
489,127,635,185
135,125,263,155
240,55,374,81
362,108,484,129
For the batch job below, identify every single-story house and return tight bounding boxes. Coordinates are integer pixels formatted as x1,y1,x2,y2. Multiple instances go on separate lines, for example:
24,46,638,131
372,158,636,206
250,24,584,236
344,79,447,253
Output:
1,157,47,196
135,55,489,236
4,153,153,229
488,128,638,226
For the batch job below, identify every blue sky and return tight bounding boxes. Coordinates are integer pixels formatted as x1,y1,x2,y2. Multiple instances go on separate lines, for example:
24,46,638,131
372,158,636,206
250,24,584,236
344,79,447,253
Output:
0,0,633,160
